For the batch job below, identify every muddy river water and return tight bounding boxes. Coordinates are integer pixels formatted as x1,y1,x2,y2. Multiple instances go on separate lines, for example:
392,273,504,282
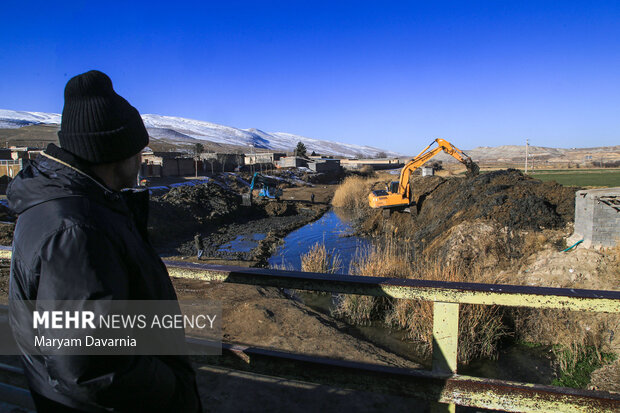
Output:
267,209,557,385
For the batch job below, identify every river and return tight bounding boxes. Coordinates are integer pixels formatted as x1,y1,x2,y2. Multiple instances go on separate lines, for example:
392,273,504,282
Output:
268,209,370,272
267,208,558,385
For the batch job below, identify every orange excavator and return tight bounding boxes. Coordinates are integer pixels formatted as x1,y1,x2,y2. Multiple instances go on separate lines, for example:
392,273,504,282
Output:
368,138,479,214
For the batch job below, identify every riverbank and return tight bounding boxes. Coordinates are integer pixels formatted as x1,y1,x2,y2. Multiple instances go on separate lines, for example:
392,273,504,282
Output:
149,179,337,267
325,170,620,391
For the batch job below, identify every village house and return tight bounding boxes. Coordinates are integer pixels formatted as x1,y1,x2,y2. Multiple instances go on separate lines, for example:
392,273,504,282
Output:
339,157,403,170
0,147,44,194
140,151,195,177
199,152,244,173
308,158,341,173
276,156,308,168
140,150,244,177
244,152,286,166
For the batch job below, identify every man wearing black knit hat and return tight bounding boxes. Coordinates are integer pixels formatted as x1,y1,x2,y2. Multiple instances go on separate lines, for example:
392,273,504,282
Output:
7,71,201,412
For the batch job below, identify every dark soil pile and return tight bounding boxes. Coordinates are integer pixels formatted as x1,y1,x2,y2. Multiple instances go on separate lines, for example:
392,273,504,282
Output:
262,200,297,217
217,173,252,193
0,223,14,246
410,169,575,238
362,169,578,267
160,183,240,221
0,203,15,222
148,183,241,247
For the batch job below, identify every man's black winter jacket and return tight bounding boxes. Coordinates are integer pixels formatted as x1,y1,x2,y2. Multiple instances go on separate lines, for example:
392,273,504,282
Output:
7,144,200,412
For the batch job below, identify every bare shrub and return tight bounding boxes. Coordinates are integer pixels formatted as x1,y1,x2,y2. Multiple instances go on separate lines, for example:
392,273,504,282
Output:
359,165,376,177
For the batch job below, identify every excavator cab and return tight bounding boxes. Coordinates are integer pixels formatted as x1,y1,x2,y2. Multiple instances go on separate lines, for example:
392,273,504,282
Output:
243,172,283,206
388,181,399,194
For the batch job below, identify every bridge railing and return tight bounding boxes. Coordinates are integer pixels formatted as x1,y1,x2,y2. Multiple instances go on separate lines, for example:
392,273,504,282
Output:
0,247,618,412
163,260,620,412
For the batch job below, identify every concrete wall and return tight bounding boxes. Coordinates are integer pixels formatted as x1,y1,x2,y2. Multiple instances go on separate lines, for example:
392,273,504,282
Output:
244,152,286,165
573,187,620,248
340,158,403,170
277,157,307,168
308,160,341,173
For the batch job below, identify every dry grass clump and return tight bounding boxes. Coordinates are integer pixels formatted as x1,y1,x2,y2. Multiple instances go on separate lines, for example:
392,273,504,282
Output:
522,232,549,256
514,308,619,361
358,165,376,177
333,238,507,364
333,239,410,324
331,176,384,212
300,243,342,274
590,359,620,392
613,240,620,270
385,260,506,364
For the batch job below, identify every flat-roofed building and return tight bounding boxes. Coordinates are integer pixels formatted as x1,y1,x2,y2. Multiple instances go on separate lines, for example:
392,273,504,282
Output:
276,156,308,168
340,158,403,170
308,159,341,173
140,151,195,177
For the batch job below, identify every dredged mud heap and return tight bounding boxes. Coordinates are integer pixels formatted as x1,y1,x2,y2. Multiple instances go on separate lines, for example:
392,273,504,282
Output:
363,169,578,268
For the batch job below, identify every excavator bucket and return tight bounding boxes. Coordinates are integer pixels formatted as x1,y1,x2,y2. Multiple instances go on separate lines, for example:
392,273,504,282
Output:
465,160,480,177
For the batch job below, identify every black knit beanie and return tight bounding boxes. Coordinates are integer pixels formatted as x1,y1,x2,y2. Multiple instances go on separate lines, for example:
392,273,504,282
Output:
58,70,149,164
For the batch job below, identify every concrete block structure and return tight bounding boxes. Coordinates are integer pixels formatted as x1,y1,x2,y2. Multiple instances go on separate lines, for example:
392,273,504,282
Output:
572,187,620,248
308,159,341,173
276,156,308,168
422,167,434,177
244,152,286,166
141,151,195,177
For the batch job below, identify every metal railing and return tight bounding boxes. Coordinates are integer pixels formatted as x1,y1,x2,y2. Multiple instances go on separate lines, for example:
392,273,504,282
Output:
163,260,620,412
0,247,618,412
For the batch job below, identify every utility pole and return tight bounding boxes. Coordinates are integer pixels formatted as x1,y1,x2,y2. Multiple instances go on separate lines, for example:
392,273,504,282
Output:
525,138,529,174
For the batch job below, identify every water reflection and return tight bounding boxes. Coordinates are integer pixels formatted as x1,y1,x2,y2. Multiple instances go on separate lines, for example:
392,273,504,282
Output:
268,209,370,272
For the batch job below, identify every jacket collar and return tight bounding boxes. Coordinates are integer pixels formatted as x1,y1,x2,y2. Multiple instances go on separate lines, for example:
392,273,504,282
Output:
42,144,114,194
41,145,151,239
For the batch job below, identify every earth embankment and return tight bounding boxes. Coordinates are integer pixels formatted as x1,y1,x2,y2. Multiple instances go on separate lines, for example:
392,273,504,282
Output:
359,169,579,270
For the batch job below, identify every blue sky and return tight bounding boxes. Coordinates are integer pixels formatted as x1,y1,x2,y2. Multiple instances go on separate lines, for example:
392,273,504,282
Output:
1,1,619,153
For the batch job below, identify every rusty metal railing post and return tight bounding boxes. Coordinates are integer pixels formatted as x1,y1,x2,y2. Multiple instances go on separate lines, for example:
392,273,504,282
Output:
432,302,459,374
431,302,459,413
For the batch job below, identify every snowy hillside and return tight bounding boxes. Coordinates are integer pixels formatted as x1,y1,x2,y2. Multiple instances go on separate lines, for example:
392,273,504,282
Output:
0,109,399,158
0,110,61,129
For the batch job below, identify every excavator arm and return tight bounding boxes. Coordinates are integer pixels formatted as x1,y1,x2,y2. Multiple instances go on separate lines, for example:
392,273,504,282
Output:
369,138,479,210
397,138,479,200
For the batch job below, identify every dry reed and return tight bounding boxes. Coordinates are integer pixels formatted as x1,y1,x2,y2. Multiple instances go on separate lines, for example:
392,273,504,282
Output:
333,237,507,364
300,243,342,274
331,176,384,213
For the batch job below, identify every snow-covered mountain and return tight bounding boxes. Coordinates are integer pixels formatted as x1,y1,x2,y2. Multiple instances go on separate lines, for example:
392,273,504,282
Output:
0,109,399,158
0,110,61,129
